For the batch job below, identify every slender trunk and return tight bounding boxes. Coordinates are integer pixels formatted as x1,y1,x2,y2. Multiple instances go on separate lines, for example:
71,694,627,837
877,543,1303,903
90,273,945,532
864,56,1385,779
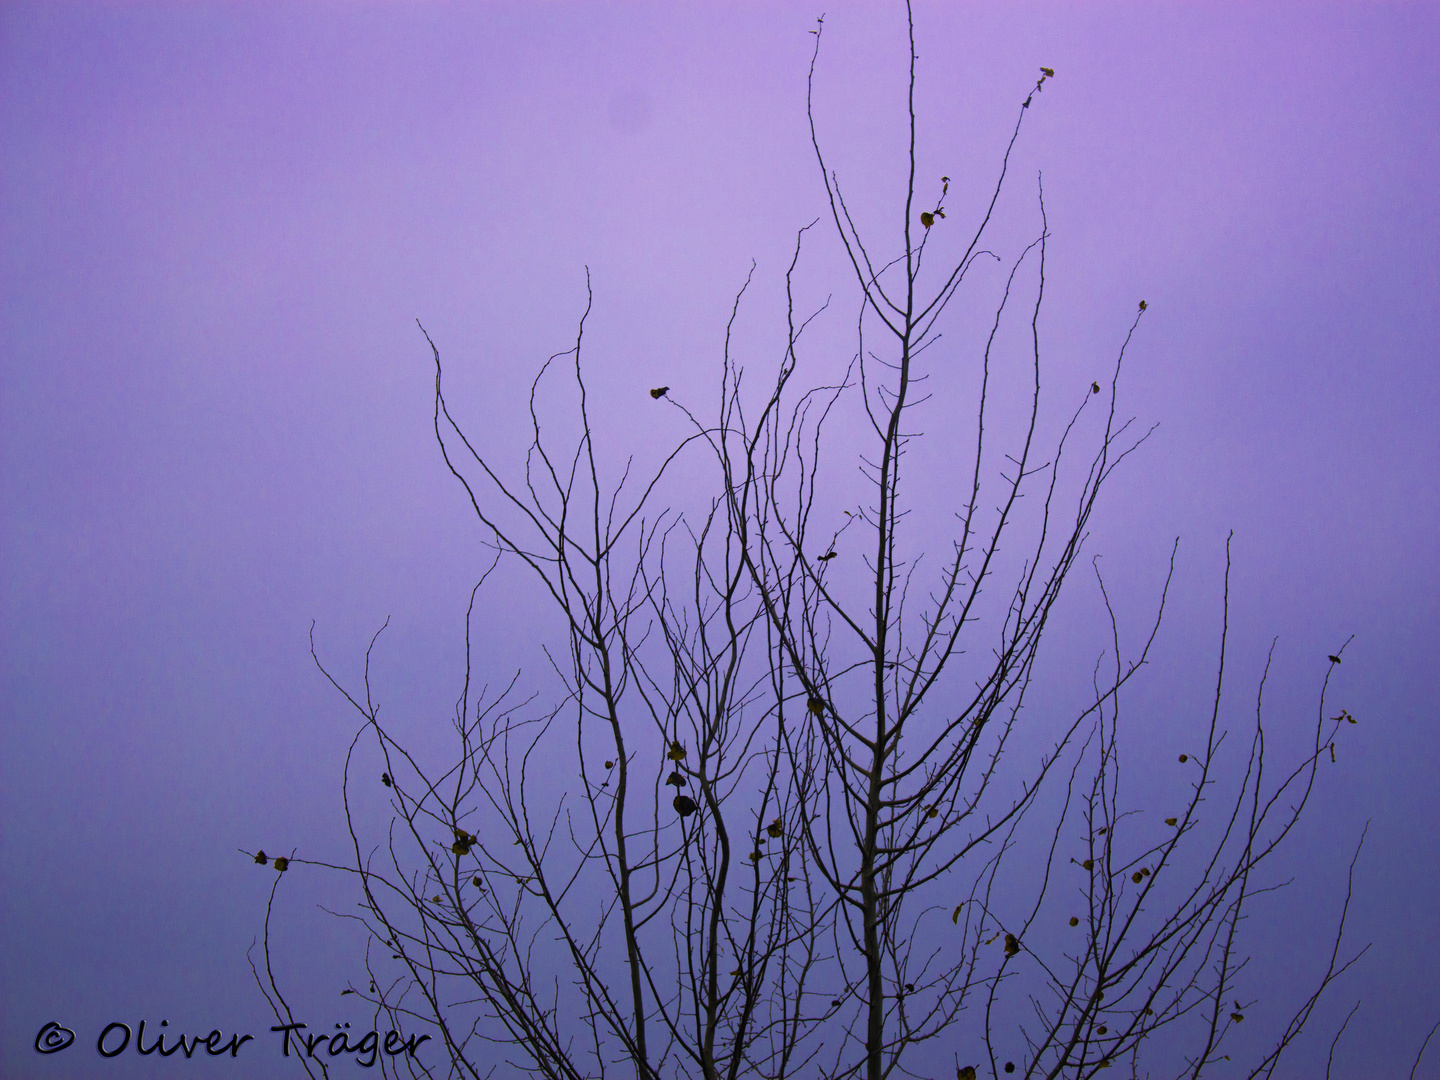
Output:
865,303,913,1079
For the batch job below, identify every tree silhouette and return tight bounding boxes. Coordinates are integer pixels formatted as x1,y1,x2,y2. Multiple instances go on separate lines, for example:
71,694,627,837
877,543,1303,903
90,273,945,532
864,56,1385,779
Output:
247,7,1415,1080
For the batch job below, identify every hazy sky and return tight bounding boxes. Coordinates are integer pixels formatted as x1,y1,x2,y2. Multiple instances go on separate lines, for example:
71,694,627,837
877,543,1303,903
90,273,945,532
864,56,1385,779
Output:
3,3,1438,1078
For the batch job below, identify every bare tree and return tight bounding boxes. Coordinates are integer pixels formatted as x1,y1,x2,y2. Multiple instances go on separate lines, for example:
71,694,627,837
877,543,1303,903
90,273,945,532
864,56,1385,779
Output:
248,7,1404,1080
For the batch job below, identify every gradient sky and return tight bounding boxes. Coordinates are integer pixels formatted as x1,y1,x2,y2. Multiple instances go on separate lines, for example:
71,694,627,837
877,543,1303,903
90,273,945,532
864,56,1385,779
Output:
3,3,1438,1078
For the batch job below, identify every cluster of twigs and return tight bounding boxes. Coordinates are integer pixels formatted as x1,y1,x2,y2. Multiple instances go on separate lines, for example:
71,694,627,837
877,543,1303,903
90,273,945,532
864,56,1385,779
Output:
246,6,1416,1080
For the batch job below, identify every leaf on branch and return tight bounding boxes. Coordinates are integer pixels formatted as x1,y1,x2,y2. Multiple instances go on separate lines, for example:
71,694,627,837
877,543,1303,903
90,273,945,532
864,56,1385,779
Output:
958,1067,977,1080
381,772,392,787
674,795,698,817
1165,817,1178,826
1069,916,1080,926
1091,381,1101,394
953,905,964,924
649,386,669,399
604,760,615,769
254,850,268,865
1004,933,1020,957
808,697,827,717
767,818,783,838
926,806,939,819
1178,754,1189,763
1041,67,1055,77
1231,1011,1245,1022
1329,654,1342,664
920,212,934,228
668,741,687,761
273,857,289,872
1005,1065,1016,1075
1082,859,1094,870
666,770,686,787
818,550,837,562
1132,871,1144,883
1138,300,1148,311
341,989,355,995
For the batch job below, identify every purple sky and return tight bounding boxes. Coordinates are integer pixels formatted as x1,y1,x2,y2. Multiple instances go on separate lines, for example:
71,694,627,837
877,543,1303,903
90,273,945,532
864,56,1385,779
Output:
3,2,1437,1077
